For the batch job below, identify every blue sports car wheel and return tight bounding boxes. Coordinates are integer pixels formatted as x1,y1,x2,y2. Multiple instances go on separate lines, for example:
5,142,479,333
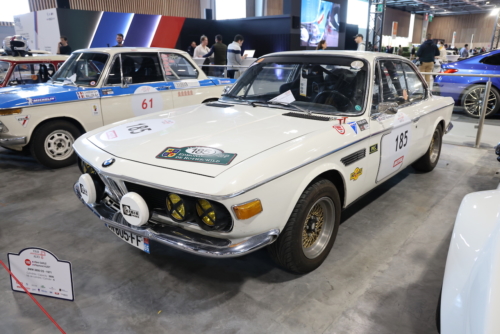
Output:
461,85,500,118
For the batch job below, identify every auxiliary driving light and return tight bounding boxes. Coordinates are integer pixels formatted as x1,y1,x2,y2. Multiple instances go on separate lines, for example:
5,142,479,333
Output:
78,173,104,204
120,192,150,226
232,200,263,220
166,193,190,222
196,199,216,226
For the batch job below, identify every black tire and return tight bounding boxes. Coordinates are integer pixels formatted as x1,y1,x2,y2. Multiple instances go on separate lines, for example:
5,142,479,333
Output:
461,84,500,118
412,125,442,172
30,120,81,168
436,289,442,333
268,179,341,274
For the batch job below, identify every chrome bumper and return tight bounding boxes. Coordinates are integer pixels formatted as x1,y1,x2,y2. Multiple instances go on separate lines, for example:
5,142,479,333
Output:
0,136,27,146
74,182,279,258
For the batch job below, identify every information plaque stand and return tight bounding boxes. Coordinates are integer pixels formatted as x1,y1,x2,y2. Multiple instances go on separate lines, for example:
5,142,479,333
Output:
7,248,74,301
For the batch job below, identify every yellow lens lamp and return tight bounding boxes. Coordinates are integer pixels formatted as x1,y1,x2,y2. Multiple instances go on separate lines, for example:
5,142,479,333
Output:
0,108,22,116
232,200,263,220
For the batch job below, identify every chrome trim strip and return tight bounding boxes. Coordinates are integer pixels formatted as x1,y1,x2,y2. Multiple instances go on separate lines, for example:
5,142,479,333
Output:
0,136,26,145
0,98,100,110
74,183,278,258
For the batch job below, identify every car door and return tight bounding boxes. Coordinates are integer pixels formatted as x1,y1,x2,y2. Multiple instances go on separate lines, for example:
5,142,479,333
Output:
160,52,216,108
100,52,174,125
368,59,422,183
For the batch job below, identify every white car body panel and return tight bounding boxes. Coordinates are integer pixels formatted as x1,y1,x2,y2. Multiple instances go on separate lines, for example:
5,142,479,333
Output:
73,51,454,256
441,183,500,334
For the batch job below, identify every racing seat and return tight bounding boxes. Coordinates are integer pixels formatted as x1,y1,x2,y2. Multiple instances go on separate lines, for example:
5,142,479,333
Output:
121,57,136,82
134,57,162,83
38,64,50,83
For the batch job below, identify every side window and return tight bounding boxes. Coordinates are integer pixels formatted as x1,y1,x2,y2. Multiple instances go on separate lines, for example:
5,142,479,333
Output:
161,53,198,80
9,63,54,84
380,60,408,105
106,53,164,85
481,54,500,65
402,62,425,102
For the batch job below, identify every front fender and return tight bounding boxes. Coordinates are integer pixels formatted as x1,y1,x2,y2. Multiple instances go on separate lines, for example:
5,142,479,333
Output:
441,187,500,334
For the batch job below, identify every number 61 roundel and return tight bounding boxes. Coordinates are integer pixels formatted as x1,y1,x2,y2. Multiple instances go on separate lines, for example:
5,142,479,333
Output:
376,114,412,182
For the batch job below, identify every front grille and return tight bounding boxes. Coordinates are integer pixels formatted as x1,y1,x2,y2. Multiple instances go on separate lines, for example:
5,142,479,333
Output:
124,182,168,211
341,149,366,166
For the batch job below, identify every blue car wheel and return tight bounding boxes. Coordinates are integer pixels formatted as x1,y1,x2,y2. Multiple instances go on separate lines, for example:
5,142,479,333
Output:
461,84,500,118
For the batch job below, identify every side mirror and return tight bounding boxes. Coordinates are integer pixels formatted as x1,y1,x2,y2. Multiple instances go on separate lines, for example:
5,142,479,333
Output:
122,76,132,88
378,102,399,114
222,85,231,95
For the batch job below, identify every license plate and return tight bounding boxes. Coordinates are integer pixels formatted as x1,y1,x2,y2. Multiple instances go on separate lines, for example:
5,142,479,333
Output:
105,224,150,254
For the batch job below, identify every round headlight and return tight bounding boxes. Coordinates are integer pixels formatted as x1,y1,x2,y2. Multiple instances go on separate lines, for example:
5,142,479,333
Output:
196,199,216,226
166,193,188,221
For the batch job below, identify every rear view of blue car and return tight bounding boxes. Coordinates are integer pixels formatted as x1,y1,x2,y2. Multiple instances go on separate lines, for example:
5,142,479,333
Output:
434,50,500,118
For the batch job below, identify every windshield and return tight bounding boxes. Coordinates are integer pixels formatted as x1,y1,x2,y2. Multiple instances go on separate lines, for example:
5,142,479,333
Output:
0,61,10,84
52,52,109,86
221,56,368,114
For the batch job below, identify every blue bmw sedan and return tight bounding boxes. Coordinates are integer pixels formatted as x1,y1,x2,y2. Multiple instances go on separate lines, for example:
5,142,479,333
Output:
434,50,500,118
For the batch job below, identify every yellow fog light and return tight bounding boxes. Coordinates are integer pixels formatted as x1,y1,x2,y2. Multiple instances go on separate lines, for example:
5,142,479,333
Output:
166,193,187,221
196,199,216,226
0,108,22,116
232,200,263,220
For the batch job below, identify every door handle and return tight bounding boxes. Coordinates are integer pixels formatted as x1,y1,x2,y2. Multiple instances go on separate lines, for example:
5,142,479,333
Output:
412,116,420,123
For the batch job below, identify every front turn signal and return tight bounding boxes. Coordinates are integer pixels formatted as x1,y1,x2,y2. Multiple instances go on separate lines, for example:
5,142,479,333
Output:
0,108,22,116
232,200,263,220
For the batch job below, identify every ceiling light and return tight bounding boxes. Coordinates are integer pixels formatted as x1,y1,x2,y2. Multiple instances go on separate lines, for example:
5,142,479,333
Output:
491,7,500,15
486,1,490,3
430,5,435,8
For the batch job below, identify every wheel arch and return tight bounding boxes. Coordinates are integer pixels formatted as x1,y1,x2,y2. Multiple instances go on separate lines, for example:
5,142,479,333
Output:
28,116,86,145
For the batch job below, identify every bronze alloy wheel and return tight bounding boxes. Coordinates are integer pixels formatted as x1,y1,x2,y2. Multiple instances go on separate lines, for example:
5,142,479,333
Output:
429,130,441,164
463,86,497,117
301,197,335,259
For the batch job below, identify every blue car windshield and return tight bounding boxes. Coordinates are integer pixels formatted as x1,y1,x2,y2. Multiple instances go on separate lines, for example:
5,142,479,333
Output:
52,52,109,86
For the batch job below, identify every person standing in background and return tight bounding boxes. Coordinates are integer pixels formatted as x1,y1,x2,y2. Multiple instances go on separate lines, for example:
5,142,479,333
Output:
410,46,416,60
316,40,327,50
187,41,196,57
227,34,247,79
416,33,440,87
460,44,469,58
438,41,447,62
57,36,71,55
354,34,365,51
397,45,403,56
115,34,124,47
194,36,211,58
203,35,227,77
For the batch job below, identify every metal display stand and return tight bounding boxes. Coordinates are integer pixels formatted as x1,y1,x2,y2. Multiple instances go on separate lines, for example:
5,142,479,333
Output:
366,0,386,52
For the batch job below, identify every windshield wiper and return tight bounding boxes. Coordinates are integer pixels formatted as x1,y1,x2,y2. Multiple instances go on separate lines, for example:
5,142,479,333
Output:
252,100,311,114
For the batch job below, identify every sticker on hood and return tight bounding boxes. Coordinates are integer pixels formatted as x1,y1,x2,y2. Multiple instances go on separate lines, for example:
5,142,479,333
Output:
26,97,56,105
99,118,175,141
156,146,237,166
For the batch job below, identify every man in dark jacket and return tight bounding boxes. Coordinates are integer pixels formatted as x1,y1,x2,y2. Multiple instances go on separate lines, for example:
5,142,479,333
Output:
416,33,440,86
203,35,227,77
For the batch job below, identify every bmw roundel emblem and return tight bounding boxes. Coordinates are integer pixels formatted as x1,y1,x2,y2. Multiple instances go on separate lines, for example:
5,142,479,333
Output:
102,158,115,167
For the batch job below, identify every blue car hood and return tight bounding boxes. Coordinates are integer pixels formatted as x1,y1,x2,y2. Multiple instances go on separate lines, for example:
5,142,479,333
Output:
0,84,99,109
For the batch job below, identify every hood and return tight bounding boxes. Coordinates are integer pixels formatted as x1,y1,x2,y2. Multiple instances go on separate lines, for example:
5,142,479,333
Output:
422,39,434,46
0,83,97,109
87,104,331,177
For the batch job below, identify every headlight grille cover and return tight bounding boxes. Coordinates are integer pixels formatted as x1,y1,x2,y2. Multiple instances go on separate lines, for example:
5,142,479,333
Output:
166,193,186,221
196,199,216,226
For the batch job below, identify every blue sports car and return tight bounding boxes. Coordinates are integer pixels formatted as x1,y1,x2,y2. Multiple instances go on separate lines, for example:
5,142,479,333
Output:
434,50,500,118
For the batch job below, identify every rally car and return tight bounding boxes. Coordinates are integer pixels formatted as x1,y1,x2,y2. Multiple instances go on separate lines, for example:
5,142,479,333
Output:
73,51,453,274
0,47,234,168
0,54,68,88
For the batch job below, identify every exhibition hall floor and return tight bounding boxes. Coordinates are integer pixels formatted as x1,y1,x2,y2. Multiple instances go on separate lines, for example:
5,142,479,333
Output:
1,144,499,334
